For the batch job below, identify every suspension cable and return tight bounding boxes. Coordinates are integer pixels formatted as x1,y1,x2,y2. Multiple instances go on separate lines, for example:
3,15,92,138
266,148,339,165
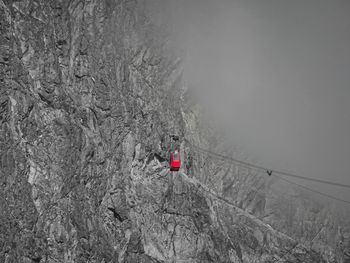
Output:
186,140,350,204
188,141,350,189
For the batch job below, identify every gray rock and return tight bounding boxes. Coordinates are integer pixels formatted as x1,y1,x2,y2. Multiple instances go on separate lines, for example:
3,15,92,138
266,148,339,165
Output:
0,0,344,262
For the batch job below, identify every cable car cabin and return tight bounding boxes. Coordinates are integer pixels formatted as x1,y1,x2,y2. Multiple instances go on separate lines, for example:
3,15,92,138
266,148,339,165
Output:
170,151,181,171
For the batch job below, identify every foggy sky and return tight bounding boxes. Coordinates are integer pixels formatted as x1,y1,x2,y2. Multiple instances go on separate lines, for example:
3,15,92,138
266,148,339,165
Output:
149,0,350,202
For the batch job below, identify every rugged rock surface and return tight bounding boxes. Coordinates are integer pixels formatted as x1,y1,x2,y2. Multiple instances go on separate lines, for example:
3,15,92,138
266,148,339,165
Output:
0,0,347,262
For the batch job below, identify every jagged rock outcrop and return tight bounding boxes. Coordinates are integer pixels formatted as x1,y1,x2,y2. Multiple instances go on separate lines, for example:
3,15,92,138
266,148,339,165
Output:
0,0,345,262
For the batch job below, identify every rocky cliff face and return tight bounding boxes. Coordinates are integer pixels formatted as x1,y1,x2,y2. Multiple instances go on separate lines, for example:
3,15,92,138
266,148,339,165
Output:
0,0,346,262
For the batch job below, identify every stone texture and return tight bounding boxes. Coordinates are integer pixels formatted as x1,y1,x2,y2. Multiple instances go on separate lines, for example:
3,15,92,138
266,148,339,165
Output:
0,0,347,262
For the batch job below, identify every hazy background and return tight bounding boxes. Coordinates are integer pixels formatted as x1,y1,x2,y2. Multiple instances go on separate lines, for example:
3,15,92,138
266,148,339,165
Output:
148,0,350,203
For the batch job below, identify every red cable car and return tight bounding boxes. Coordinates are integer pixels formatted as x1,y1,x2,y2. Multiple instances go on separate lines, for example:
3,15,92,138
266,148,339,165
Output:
170,150,181,171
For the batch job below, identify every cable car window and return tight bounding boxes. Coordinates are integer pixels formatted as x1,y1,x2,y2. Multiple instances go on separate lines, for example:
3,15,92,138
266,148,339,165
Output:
174,152,178,159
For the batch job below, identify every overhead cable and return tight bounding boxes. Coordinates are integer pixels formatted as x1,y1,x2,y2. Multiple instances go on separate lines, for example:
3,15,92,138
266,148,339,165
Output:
188,142,350,189
186,141,350,204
